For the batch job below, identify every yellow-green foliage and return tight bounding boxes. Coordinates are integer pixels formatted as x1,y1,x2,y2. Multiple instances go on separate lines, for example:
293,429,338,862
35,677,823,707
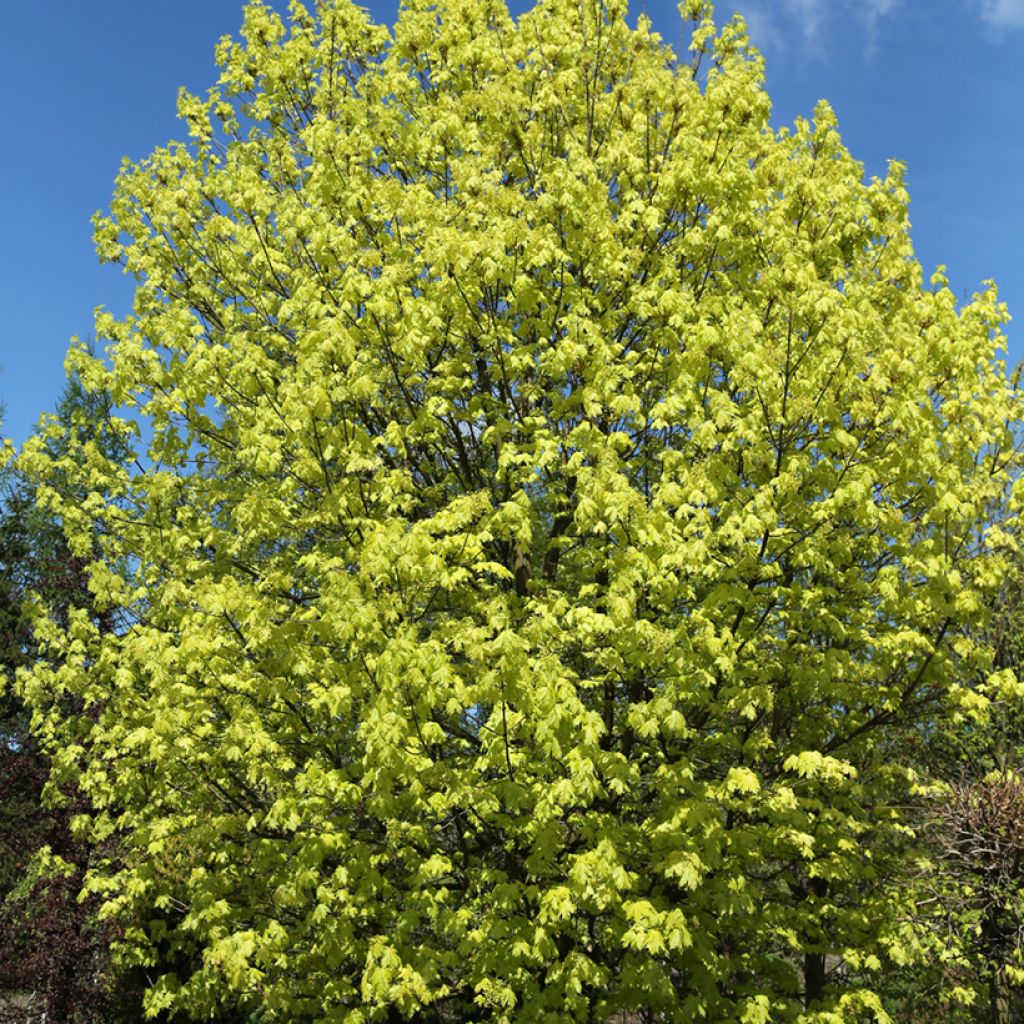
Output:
13,0,1022,1020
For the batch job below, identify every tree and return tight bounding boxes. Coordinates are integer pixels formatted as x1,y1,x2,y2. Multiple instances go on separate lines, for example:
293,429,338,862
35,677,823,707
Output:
0,379,141,1022
12,0,1022,1020
931,772,1024,1024
884,556,1024,1024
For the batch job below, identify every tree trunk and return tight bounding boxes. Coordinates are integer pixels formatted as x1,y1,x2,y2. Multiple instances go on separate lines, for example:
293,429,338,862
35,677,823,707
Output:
803,876,828,1009
989,966,1011,1024
804,951,825,1010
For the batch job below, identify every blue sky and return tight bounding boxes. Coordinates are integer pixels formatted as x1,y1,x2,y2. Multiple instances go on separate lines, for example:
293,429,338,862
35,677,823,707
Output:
1,0,1021,446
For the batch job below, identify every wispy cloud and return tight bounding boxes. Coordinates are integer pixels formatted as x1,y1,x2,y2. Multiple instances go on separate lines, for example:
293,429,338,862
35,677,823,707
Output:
863,0,900,58
782,0,826,51
975,0,1024,29
736,1,818,59
736,0,900,62
739,6,782,53
732,0,1022,64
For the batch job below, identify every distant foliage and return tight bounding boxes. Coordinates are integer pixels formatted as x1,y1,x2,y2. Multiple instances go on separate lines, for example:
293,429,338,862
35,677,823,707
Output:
0,383,141,1022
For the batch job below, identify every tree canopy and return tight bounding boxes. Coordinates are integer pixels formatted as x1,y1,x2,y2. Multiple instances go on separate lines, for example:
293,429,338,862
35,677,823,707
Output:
9,0,1023,1021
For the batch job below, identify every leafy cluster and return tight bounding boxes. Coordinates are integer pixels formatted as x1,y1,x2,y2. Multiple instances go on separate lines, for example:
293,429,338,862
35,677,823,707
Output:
3,0,1024,1022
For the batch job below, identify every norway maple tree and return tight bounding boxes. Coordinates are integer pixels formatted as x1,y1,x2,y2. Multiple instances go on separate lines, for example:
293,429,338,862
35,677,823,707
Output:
11,0,1022,1020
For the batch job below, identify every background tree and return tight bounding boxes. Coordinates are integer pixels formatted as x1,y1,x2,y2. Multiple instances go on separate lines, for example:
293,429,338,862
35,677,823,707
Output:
932,772,1024,1024
13,0,1023,1021
879,554,1024,1024
0,377,142,1022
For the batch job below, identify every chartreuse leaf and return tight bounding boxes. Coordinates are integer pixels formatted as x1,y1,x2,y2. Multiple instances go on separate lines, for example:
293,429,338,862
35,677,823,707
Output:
10,0,1021,1021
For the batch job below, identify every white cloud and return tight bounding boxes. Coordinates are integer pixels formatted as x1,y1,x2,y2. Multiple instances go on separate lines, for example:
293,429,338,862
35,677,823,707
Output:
737,0,824,59
863,0,900,59
782,0,826,51
976,0,1024,29
735,0,1023,67
739,6,783,53
735,0,900,62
